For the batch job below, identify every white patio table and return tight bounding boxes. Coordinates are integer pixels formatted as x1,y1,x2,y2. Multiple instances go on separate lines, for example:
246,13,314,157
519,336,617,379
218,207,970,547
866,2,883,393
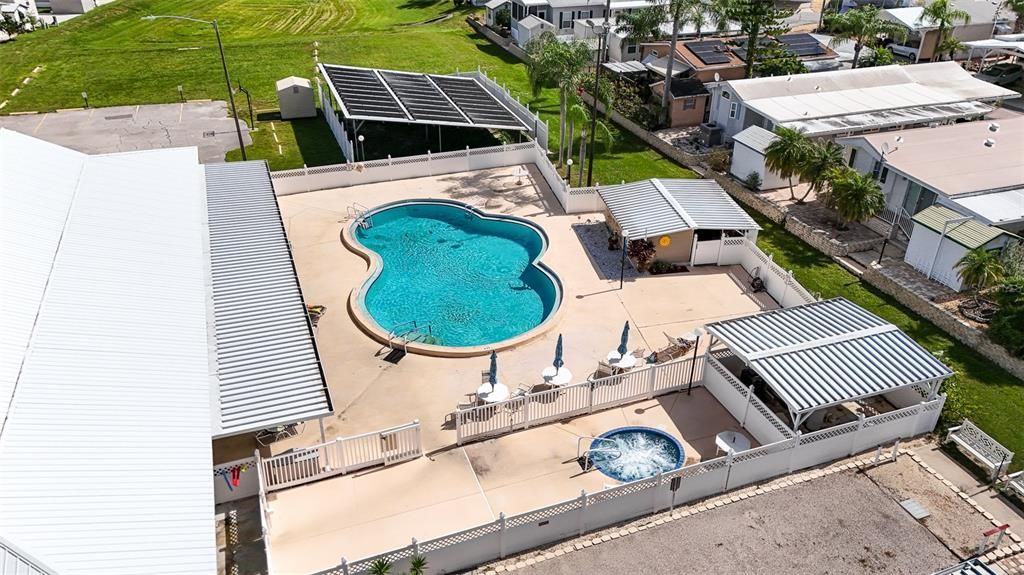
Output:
715,430,751,456
477,382,510,403
541,366,573,386
607,351,637,370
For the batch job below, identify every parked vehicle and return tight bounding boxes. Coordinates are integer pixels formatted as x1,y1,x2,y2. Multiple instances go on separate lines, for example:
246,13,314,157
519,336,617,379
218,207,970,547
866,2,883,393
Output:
974,63,1024,87
886,42,919,61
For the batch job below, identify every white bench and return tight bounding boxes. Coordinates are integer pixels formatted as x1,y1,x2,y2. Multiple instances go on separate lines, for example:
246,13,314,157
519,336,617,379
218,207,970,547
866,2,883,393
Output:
1004,471,1024,499
944,420,1013,480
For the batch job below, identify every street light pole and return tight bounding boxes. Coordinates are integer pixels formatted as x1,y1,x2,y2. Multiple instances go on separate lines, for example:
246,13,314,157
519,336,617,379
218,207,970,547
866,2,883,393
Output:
619,229,630,289
142,15,246,160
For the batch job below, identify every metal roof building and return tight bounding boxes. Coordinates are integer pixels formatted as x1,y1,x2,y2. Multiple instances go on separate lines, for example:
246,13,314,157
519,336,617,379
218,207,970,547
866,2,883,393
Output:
597,179,760,238
0,129,332,572
732,125,778,155
912,205,1019,249
206,162,332,437
704,298,952,428
0,129,216,574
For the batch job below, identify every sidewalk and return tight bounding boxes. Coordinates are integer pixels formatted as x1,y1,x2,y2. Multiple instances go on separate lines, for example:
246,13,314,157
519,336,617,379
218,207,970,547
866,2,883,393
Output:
913,439,1024,536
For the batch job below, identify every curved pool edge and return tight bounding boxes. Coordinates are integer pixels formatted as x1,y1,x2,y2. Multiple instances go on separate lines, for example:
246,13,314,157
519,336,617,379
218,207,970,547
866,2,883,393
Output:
340,198,565,358
589,426,686,482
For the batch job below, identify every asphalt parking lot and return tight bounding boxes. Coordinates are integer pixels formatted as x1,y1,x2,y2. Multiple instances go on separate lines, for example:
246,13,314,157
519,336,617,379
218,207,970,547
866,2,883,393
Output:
0,101,250,162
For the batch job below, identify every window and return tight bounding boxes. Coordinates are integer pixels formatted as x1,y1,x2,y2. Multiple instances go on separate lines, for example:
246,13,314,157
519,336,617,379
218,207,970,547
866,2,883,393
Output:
728,102,738,119
871,160,882,179
683,97,696,110
848,148,858,168
880,167,889,184
626,41,638,54
722,91,731,100
537,9,545,19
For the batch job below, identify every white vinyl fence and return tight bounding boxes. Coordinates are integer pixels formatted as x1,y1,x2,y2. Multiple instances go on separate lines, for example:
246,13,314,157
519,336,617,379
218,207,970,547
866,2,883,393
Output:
455,69,549,147
318,81,355,162
324,392,945,575
719,238,817,308
260,421,422,491
455,357,704,444
703,351,795,445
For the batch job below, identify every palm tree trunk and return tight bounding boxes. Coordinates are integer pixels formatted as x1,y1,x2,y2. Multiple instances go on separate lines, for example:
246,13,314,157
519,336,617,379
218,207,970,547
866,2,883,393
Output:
788,176,796,201
797,185,814,203
934,26,944,61
661,19,680,123
558,90,566,165
851,43,862,69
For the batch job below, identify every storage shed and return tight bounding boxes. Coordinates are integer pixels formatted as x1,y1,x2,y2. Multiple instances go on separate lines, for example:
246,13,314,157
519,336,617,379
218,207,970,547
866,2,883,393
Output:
904,205,1019,291
277,76,316,120
729,125,788,191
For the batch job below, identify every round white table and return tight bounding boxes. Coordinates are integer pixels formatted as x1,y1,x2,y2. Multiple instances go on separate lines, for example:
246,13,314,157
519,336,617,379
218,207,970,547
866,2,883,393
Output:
607,351,637,370
541,366,573,386
477,382,510,403
715,431,751,455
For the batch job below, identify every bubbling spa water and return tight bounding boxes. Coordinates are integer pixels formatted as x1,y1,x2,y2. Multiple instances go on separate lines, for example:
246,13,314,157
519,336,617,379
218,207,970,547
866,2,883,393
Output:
589,427,684,482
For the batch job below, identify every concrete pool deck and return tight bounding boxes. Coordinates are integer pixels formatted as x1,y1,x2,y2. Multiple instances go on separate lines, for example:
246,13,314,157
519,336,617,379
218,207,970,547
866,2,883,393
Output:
255,164,777,572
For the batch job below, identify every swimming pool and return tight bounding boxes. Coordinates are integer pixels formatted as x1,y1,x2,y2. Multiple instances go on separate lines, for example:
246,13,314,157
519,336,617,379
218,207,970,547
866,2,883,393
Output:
347,200,561,353
589,427,685,482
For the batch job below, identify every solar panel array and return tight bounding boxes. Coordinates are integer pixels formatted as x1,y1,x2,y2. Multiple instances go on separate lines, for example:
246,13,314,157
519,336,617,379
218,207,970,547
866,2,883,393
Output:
321,64,527,130
778,33,827,57
687,40,731,65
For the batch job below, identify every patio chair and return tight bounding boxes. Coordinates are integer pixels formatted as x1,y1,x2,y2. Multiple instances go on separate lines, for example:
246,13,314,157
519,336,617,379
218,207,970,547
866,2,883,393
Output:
590,360,617,381
255,423,300,447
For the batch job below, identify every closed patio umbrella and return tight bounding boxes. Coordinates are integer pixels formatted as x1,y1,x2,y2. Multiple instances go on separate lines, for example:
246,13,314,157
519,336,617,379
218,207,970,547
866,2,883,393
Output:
553,334,564,370
617,321,630,357
488,350,498,388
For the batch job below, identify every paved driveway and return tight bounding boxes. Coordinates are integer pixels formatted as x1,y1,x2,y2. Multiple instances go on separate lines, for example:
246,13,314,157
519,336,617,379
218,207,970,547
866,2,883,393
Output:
0,101,250,163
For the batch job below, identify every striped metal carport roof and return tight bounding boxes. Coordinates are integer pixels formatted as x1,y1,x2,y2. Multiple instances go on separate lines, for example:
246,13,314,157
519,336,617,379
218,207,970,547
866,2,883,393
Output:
205,162,333,437
597,179,760,239
705,298,952,422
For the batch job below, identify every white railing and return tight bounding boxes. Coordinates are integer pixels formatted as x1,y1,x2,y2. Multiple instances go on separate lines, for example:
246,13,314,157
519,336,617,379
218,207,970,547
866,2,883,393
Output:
718,238,816,308
319,81,355,163
455,357,704,444
878,206,914,240
260,421,423,491
255,448,275,574
324,394,944,575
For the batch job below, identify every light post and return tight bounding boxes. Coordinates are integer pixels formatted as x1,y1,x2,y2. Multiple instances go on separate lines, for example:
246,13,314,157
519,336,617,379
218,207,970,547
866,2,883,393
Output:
141,15,246,160
585,7,610,187
358,134,366,162
878,135,903,241
683,327,705,395
619,229,630,290
566,158,573,182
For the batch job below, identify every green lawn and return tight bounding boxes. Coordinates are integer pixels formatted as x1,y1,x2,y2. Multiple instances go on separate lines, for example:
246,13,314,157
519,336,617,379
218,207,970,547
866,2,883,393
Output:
4,0,1021,465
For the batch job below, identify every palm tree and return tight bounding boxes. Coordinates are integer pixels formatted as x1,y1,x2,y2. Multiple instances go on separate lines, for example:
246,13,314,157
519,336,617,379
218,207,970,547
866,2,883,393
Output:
660,0,692,121
826,6,907,69
616,5,666,44
956,248,1005,303
919,0,970,61
830,169,885,229
764,126,810,201
368,558,392,575
408,556,429,575
797,140,844,204
526,33,593,166
1004,0,1024,33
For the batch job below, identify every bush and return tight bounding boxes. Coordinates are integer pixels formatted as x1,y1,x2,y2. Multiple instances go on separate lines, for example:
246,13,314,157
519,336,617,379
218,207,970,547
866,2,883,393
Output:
628,238,656,272
988,276,1024,358
744,171,762,190
494,7,511,29
858,47,895,68
706,149,731,173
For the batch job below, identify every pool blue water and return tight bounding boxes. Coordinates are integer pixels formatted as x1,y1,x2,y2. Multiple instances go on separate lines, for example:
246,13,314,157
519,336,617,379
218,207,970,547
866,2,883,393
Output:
354,201,559,348
589,427,684,482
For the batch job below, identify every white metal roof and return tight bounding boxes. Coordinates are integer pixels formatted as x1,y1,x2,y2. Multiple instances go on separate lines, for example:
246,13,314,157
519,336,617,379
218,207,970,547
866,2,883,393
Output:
953,188,1024,226
0,129,216,574
965,38,1024,58
781,100,993,137
732,125,778,154
484,0,506,8
1,535,56,575
598,178,760,238
205,162,332,437
603,60,648,74
705,298,952,415
726,61,1016,108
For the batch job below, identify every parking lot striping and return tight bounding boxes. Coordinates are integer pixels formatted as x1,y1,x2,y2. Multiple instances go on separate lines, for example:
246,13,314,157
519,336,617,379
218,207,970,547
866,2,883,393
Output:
33,113,48,133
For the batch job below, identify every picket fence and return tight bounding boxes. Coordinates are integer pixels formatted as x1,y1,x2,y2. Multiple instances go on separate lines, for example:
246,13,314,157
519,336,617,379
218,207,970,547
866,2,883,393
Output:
455,356,703,444
259,421,423,491
717,237,817,308
453,69,550,147
324,390,945,575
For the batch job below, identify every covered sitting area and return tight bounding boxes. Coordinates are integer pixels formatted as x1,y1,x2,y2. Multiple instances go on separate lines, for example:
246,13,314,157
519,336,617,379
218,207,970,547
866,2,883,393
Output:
703,298,953,432
598,178,760,267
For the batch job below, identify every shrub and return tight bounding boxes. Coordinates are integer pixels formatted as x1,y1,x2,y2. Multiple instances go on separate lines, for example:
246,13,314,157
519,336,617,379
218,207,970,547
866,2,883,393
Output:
649,260,674,274
744,170,762,190
494,7,511,29
858,47,895,68
988,276,1024,358
706,149,731,173
628,238,656,272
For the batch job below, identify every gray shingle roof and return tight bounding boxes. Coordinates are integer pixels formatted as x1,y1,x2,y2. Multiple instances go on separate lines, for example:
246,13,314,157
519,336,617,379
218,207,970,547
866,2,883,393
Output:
705,298,952,414
205,161,333,437
598,178,760,238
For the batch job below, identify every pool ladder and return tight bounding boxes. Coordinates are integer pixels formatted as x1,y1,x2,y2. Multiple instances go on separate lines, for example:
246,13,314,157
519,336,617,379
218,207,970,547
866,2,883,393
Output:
387,320,434,353
347,203,372,229
576,436,621,471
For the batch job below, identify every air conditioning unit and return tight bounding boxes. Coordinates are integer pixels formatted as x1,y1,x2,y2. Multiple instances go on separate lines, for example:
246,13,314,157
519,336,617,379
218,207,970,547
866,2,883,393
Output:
698,123,723,147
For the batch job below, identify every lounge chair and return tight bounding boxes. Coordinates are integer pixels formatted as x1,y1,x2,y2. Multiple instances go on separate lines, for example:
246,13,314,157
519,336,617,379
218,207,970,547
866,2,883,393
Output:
590,360,617,381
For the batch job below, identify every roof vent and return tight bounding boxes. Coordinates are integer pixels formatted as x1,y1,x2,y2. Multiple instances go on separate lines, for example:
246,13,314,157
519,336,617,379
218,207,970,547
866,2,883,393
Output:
984,138,996,148
988,122,1000,132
